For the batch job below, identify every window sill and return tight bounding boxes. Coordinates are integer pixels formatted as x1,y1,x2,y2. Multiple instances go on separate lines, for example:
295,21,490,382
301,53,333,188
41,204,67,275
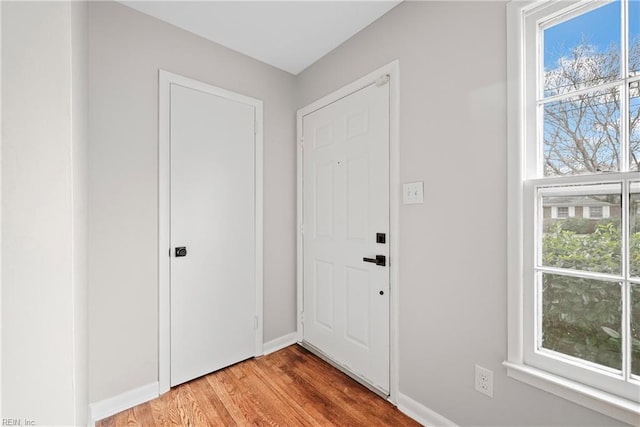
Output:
503,361,640,425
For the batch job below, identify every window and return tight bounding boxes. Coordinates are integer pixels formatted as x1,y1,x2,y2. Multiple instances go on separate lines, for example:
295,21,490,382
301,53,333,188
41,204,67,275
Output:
551,205,575,218
557,206,569,218
588,205,603,218
508,0,640,422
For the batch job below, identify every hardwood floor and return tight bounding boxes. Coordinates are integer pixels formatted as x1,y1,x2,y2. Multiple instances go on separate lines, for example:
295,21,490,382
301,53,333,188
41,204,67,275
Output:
97,344,420,426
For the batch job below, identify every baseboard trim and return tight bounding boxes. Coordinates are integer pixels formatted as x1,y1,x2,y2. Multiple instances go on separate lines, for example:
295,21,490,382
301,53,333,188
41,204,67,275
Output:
397,392,458,427
88,382,159,426
263,332,297,355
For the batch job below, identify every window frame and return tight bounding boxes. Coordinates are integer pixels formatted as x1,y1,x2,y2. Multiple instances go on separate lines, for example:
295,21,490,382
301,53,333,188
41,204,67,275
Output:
506,1,640,423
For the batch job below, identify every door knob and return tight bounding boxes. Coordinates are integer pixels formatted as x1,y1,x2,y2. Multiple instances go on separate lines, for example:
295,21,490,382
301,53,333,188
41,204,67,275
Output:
363,255,386,266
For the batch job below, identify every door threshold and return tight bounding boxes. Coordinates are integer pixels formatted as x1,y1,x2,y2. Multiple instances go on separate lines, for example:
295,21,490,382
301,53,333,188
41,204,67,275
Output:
298,341,389,400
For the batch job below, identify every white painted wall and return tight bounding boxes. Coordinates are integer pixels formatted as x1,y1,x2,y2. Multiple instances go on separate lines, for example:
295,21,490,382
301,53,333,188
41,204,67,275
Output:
71,1,89,424
1,1,88,424
297,2,627,426
87,1,296,403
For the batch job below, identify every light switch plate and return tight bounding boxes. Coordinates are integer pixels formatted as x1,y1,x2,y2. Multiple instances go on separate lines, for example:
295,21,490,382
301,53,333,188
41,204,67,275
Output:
403,181,424,204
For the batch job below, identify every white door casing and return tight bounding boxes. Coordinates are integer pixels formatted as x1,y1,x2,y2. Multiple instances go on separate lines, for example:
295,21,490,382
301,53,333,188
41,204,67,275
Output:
297,62,399,396
159,71,263,393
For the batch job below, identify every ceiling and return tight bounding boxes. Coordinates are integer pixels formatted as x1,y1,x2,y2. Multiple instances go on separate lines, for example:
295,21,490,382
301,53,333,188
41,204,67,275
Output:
118,1,402,75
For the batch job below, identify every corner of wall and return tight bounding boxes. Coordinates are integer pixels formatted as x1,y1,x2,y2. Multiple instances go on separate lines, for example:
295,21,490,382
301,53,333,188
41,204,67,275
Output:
71,1,90,425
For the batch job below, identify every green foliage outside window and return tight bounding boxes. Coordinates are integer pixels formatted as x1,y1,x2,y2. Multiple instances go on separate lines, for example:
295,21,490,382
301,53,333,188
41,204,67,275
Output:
542,221,640,375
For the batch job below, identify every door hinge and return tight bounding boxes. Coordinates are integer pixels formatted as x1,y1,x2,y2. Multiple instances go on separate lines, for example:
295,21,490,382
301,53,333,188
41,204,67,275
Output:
300,136,304,146
300,224,305,234
254,315,259,330
300,311,305,324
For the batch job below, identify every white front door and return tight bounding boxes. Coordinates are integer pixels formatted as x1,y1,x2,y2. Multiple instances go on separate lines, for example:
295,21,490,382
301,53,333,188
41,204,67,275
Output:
302,81,390,393
169,82,258,387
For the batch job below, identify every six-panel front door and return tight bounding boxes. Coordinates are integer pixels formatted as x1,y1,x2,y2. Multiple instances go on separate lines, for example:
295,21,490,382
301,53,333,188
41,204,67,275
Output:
302,81,390,393
169,83,257,387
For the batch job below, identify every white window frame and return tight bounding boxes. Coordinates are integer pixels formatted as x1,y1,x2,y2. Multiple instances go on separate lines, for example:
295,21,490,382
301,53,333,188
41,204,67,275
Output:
506,1,640,423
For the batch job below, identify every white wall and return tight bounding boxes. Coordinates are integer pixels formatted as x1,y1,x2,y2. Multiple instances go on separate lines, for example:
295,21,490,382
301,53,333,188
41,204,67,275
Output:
87,1,296,403
1,1,88,424
71,1,89,424
297,2,627,426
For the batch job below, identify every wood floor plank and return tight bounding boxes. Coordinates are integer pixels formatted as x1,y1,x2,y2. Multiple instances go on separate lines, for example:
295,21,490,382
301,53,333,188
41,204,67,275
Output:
226,361,287,425
187,377,237,426
212,364,280,426
112,408,136,426
97,345,421,427
148,395,171,427
245,358,324,427
273,352,371,426
230,359,315,427
277,346,417,427
160,387,184,426
204,367,261,425
132,403,156,427
174,381,210,427
255,346,395,427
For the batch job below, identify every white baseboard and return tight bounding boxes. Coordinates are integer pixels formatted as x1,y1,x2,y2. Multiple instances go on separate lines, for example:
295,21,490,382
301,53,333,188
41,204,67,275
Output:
397,392,458,427
88,382,159,426
86,333,296,426
263,332,297,355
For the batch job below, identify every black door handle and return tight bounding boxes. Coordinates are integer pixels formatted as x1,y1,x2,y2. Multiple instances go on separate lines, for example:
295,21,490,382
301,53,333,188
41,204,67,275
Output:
363,255,386,266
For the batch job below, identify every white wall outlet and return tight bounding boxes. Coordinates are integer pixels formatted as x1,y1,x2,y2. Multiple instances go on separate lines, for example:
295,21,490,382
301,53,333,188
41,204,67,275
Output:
402,181,424,204
474,365,494,398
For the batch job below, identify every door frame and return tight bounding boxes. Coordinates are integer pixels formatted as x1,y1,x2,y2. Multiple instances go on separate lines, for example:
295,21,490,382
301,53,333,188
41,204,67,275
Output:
296,60,400,403
158,70,264,394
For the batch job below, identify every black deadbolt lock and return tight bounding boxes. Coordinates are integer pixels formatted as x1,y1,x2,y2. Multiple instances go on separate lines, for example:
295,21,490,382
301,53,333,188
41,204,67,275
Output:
175,247,187,257
376,233,386,244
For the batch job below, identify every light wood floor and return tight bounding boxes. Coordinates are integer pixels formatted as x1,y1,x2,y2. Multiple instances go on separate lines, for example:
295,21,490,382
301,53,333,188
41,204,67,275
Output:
97,344,420,426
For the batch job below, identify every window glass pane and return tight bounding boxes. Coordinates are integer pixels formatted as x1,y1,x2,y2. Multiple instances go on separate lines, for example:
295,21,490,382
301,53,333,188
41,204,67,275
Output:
542,273,622,370
630,0,640,76
541,184,622,274
629,182,640,277
557,206,569,218
633,283,640,376
543,1,621,97
543,88,621,176
590,206,603,218
631,82,640,170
